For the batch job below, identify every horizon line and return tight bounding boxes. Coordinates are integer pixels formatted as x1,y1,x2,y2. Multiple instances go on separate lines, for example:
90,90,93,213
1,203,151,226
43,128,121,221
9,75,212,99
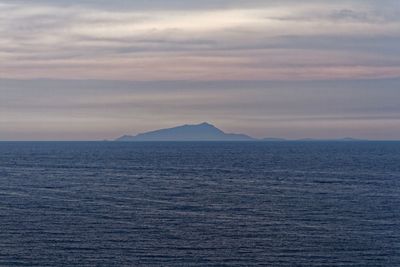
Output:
2,139,400,142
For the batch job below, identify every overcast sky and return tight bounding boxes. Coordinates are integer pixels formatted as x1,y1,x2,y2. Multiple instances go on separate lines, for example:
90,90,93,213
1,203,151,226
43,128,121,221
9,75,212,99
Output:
0,0,399,140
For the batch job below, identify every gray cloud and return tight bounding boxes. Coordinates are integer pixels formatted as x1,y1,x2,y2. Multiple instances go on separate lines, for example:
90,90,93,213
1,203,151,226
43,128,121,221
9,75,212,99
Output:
329,9,370,21
1,0,399,81
0,0,297,11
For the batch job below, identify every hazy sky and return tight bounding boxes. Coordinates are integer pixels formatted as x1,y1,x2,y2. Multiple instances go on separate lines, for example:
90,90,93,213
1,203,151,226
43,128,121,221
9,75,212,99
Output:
0,0,399,140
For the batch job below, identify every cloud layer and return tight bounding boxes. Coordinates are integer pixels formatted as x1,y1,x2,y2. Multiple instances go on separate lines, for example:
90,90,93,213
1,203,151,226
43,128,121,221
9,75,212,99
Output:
1,0,399,80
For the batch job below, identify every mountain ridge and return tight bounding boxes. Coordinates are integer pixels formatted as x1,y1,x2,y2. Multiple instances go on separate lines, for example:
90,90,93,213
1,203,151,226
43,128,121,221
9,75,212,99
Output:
116,122,255,141
115,122,368,142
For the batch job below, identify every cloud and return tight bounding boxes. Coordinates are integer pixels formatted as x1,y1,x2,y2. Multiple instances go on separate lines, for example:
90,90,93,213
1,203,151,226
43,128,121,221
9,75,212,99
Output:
0,0,399,80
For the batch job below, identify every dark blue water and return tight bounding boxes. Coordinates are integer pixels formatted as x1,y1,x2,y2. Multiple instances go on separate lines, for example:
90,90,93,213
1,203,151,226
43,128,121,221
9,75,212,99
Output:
0,142,399,266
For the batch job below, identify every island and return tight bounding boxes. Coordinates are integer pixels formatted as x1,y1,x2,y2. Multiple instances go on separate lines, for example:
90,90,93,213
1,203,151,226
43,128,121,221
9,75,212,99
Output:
116,122,255,141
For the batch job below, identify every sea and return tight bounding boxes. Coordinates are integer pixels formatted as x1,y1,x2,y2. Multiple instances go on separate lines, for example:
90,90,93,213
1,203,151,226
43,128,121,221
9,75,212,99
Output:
0,141,399,266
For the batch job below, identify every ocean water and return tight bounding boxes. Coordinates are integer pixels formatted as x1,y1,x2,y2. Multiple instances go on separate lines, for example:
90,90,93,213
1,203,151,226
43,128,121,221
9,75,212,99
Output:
0,141,399,266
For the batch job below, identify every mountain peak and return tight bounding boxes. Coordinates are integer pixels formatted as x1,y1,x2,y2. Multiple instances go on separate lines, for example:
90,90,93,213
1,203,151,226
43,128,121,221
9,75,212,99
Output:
183,122,214,128
116,122,255,141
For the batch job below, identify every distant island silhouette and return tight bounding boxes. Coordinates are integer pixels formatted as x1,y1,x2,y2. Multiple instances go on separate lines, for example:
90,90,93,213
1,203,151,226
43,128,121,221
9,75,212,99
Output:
116,122,255,141
116,122,365,142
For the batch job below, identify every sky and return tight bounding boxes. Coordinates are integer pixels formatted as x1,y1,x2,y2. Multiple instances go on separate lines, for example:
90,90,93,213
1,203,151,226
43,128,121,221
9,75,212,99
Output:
0,0,399,140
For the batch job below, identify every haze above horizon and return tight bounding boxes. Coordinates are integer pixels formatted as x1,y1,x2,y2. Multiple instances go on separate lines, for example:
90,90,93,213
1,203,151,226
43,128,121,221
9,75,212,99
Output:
1,0,399,141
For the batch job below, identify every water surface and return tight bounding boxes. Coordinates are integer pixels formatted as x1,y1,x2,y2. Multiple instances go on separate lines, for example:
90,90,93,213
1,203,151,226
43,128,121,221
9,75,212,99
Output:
0,142,399,266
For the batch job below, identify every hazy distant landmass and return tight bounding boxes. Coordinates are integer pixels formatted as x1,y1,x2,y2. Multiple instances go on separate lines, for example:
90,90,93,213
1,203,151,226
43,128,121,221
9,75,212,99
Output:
262,137,287,141
297,137,365,142
116,122,367,142
116,122,255,141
